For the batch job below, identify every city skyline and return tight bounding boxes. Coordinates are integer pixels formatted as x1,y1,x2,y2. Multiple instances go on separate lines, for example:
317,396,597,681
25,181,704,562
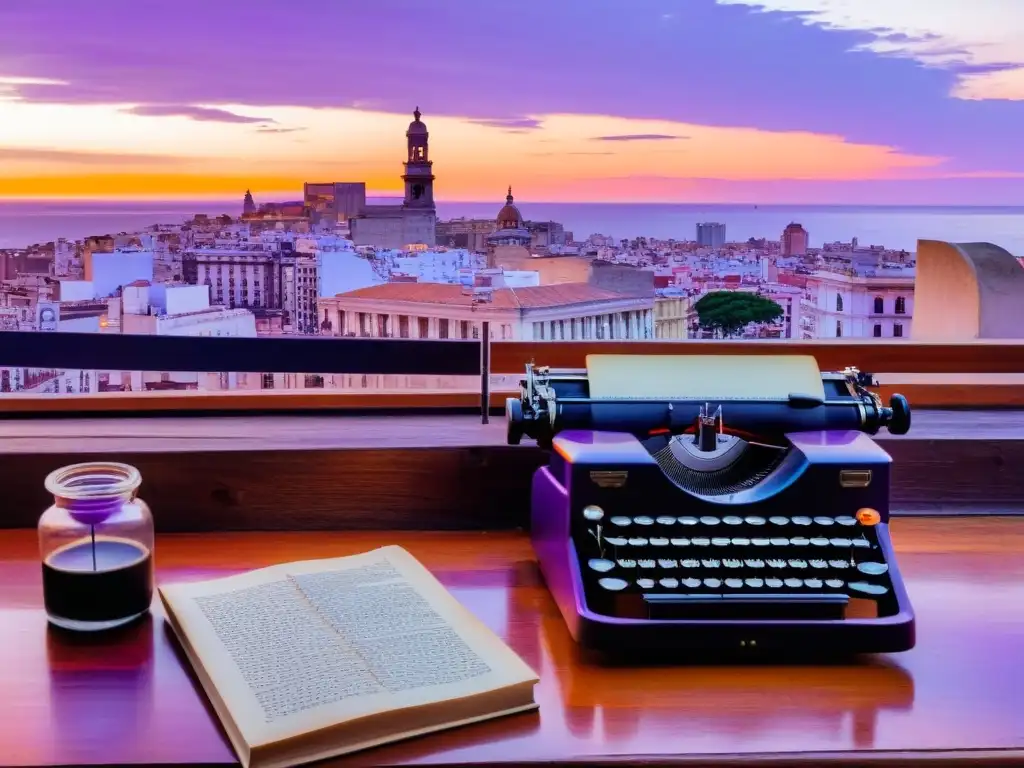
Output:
0,0,1022,205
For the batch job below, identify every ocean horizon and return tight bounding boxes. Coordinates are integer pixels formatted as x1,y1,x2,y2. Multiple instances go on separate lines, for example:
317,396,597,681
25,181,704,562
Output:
1,199,1022,255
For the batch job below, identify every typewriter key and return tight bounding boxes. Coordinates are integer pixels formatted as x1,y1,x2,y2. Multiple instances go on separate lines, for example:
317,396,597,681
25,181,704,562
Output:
723,515,743,525
789,559,808,569
725,578,744,589
752,538,771,546
637,578,656,589
588,558,616,573
691,537,711,546
792,516,813,526
852,538,871,548
723,559,743,568
583,505,605,521
784,578,803,588
732,537,751,546
745,516,767,526
835,516,857,526
745,559,765,568
829,559,849,569
804,578,824,589
617,559,637,568
704,578,723,588
769,537,789,547
830,537,852,547
700,516,721,525
635,516,655,526
765,578,784,588
813,516,835,526
712,537,731,547
670,538,691,546
678,516,699,526
849,581,888,596
682,578,702,588
767,558,787,568
745,578,764,588
628,537,648,546
599,577,629,591
825,579,845,588
605,537,628,547
681,559,700,568
702,559,720,568
790,537,810,546
658,559,678,569
810,537,831,547
638,559,657,569
610,516,632,527
649,537,670,546
809,559,828,569
769,516,789,526
857,561,889,575
656,516,677,526
660,577,679,589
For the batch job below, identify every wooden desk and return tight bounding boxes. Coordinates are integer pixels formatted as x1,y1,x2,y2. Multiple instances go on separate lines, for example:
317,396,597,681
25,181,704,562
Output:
2,520,1023,767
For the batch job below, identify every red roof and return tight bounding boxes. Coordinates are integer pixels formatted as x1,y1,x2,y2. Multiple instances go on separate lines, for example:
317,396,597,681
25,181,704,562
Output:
126,279,151,287
334,282,634,309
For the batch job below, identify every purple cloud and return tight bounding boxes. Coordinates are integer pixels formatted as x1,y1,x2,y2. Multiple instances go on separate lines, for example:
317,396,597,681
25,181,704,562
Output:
469,118,543,130
121,104,276,124
0,0,1021,180
593,134,689,142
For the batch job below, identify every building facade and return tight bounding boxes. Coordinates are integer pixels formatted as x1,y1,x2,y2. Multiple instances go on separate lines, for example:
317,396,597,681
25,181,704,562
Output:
801,271,914,338
696,222,726,248
782,223,809,257
182,243,318,334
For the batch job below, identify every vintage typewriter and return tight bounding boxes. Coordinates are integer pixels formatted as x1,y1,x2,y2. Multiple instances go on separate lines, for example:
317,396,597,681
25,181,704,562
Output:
506,354,915,655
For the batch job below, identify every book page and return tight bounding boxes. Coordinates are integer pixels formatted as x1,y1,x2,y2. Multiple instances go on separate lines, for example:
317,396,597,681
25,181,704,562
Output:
159,546,537,748
586,354,826,401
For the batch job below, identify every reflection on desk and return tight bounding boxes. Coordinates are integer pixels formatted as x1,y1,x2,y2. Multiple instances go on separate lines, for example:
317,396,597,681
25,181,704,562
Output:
0,521,1022,767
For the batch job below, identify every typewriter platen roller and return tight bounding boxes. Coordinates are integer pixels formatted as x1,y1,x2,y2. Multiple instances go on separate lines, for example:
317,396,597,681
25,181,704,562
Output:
511,354,915,656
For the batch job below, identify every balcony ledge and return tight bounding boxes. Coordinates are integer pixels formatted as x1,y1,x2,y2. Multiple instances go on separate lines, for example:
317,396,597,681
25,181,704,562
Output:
0,409,1021,533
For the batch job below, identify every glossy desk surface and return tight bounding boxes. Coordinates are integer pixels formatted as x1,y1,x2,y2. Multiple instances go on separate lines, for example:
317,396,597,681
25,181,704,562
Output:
1,520,1023,767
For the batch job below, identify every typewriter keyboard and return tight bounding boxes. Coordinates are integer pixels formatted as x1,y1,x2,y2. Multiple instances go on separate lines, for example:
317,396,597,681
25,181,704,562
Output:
581,512,896,620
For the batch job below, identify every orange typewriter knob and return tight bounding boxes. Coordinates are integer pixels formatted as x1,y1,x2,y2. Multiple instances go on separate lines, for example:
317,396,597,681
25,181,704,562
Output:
856,508,881,526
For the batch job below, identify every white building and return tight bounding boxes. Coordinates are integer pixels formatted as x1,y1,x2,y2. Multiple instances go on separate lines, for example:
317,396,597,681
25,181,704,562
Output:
87,249,154,298
318,282,653,342
312,281,653,393
801,270,914,339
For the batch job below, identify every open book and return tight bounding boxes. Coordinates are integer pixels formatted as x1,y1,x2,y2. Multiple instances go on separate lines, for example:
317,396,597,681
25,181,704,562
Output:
159,545,539,768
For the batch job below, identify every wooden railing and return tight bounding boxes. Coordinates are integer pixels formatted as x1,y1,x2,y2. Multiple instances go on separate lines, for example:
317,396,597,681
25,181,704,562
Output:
2,331,1024,415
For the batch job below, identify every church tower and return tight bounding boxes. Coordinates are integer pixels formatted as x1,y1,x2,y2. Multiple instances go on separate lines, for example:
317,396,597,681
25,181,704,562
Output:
242,189,256,216
402,107,435,209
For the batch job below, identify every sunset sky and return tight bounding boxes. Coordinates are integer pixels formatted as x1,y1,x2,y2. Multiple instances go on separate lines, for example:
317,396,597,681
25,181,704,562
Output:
0,0,1022,204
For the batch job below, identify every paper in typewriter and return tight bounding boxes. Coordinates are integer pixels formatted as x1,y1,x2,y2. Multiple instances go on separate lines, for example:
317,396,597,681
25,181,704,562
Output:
586,354,826,401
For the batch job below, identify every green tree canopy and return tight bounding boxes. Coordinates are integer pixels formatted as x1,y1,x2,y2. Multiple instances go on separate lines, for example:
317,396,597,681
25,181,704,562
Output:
694,291,784,338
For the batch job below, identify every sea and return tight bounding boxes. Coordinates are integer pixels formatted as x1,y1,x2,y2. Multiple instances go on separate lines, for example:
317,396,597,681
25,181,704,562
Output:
1,199,1022,255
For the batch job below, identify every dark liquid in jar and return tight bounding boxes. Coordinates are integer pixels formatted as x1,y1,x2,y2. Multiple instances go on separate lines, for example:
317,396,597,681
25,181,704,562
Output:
42,538,153,623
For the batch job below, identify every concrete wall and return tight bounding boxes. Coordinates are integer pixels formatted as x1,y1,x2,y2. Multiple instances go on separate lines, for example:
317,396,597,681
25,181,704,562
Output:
913,240,1024,339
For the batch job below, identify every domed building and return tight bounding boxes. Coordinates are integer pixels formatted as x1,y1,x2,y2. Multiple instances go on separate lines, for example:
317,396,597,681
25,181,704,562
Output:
488,187,531,248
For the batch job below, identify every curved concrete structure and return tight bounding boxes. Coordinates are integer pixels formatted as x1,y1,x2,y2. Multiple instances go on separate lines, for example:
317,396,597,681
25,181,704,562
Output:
913,240,1024,339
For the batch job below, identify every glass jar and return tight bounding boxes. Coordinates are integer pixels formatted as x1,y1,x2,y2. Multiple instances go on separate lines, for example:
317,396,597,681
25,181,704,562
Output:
39,462,154,632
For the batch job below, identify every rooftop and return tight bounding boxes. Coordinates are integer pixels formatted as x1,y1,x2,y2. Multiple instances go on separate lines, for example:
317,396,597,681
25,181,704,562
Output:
333,281,642,309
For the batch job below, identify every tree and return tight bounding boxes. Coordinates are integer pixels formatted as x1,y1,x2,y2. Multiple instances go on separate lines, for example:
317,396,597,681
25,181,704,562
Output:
694,291,784,338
